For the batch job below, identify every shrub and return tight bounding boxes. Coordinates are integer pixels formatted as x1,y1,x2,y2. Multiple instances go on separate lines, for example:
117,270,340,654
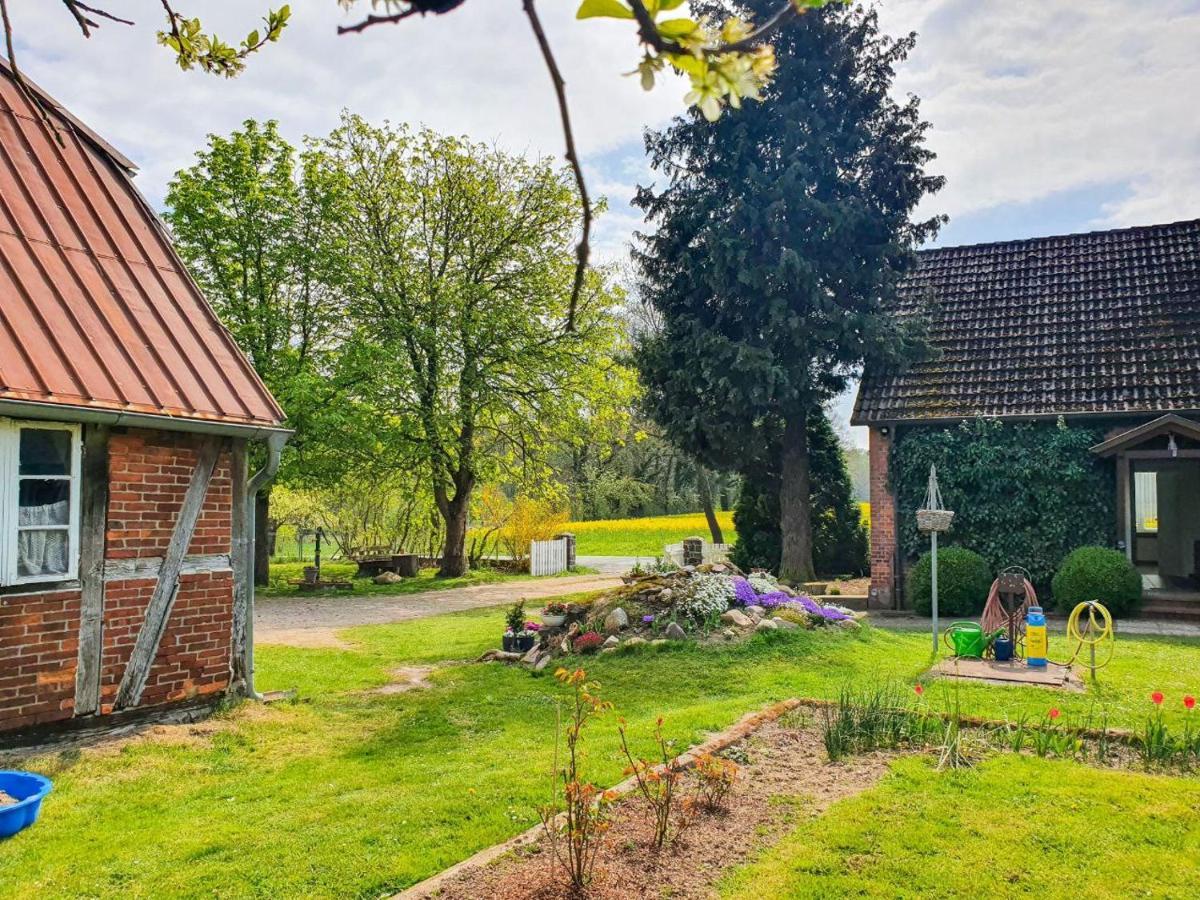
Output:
1050,545,1142,617
677,574,734,620
906,547,992,617
573,631,604,654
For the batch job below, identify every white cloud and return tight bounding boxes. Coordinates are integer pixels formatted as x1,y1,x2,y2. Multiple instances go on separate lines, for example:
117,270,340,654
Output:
878,0,1200,228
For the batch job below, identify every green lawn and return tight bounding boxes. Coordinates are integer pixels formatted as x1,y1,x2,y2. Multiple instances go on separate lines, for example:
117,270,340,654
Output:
260,561,595,599
722,753,1200,898
3,613,1199,898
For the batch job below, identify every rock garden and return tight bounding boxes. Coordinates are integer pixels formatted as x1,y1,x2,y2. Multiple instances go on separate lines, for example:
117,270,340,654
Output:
478,562,865,671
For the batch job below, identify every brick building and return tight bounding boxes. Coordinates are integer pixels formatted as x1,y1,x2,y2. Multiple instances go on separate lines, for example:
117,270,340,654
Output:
0,61,287,736
854,219,1200,609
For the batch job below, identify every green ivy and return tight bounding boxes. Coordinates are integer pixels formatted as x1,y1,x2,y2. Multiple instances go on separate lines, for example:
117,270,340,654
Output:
891,418,1116,591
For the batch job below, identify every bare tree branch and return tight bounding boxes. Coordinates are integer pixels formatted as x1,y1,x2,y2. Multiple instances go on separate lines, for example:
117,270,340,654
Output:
521,0,590,333
337,9,420,35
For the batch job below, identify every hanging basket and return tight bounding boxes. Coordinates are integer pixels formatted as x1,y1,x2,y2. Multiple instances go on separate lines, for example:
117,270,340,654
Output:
917,509,955,533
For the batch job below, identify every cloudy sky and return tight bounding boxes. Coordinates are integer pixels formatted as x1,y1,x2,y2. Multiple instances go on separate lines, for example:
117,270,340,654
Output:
8,0,1200,445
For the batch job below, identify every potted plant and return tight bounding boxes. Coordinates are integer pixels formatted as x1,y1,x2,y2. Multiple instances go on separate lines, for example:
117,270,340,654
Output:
541,602,569,628
503,600,537,653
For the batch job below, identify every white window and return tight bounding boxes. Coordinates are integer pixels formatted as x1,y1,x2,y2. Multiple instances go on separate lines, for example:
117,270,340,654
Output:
0,420,82,586
1134,470,1158,534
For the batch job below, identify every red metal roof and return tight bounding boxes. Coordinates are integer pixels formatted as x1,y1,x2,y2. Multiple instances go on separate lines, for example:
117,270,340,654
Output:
0,60,286,432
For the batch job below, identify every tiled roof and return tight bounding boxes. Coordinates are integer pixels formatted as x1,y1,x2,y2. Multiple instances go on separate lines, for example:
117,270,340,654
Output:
853,218,1200,424
0,60,285,432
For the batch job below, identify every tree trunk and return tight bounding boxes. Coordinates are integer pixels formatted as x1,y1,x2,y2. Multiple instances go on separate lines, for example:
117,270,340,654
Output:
697,466,725,544
254,489,271,586
439,498,470,578
779,410,815,583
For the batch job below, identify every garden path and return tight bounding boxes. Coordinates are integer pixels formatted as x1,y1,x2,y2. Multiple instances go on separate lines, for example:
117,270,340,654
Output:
254,573,621,648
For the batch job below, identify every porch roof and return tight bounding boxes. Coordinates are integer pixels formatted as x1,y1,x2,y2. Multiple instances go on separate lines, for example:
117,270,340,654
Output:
1090,414,1200,457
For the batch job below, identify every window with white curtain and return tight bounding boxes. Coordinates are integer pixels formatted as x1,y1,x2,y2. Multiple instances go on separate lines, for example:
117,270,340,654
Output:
0,420,81,585
1134,470,1158,534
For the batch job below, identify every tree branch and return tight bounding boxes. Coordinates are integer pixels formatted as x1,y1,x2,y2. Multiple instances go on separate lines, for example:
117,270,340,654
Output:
337,10,420,36
521,0,590,333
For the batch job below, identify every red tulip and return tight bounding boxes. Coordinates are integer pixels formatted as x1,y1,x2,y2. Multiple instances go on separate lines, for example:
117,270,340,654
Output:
1152,691,1164,706
914,684,925,696
1185,696,1196,710
1048,708,1060,720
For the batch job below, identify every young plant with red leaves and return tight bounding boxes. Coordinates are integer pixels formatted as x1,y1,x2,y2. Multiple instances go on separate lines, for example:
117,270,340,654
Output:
618,716,692,849
538,668,616,892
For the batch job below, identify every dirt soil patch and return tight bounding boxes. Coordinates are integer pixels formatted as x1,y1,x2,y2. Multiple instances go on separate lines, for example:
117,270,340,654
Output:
426,717,893,899
372,666,438,695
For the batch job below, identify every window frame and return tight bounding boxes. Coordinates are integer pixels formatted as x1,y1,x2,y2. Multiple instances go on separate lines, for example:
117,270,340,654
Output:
0,419,83,586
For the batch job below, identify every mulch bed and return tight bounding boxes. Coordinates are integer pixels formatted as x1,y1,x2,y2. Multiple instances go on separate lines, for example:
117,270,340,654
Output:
428,717,894,899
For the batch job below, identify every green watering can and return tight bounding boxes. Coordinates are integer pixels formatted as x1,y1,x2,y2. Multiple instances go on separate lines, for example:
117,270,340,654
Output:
943,622,1004,658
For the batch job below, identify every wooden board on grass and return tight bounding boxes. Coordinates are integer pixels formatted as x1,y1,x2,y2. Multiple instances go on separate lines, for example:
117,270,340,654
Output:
931,658,1085,691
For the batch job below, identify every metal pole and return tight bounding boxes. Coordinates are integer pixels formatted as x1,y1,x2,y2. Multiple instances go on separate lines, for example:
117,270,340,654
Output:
931,530,939,655
315,527,323,583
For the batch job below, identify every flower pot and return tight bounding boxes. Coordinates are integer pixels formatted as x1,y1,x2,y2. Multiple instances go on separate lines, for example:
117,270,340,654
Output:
502,634,537,653
541,614,567,628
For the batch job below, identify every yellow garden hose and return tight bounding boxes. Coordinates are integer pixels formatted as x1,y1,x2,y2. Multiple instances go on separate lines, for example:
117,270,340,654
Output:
1054,600,1114,679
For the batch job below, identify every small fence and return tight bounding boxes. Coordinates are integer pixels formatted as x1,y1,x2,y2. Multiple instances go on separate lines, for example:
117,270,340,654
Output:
530,538,569,576
663,541,731,567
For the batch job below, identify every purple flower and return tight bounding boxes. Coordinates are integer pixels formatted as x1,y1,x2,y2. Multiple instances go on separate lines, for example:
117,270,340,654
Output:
759,591,792,609
819,607,851,622
732,577,757,606
642,614,655,624
525,621,542,632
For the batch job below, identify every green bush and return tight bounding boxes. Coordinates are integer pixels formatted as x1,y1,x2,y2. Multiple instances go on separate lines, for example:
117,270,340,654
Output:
906,547,993,617
1050,546,1142,617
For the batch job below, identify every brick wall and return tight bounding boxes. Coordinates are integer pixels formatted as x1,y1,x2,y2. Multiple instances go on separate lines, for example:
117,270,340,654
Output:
0,427,238,734
106,431,233,559
99,570,234,711
0,590,81,731
868,427,898,609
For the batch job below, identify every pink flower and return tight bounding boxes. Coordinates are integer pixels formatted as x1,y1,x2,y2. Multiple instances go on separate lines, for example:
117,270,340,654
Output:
1185,696,1196,711
914,684,924,697
1152,691,1164,706
1048,708,1060,720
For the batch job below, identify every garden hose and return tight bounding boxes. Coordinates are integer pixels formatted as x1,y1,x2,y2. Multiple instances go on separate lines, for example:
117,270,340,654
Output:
1053,600,1114,678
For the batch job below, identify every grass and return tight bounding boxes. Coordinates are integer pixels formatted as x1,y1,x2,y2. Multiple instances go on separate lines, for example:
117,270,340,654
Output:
721,753,1200,898
3,615,1198,898
565,505,870,557
260,561,597,599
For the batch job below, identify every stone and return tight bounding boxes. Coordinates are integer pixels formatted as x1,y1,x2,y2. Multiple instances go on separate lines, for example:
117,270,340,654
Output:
720,609,752,628
520,645,542,665
373,571,403,585
659,588,673,602
600,646,618,655
664,622,687,640
534,653,552,671
745,605,766,618
603,635,620,649
711,563,728,574
802,582,829,596
722,628,737,640
604,607,629,635
837,617,862,630
624,636,648,648
772,617,799,630
755,618,779,632
651,639,669,647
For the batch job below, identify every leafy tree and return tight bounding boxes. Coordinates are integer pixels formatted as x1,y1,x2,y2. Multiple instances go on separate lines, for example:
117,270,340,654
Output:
730,408,867,576
635,0,943,581
165,120,361,582
317,115,630,577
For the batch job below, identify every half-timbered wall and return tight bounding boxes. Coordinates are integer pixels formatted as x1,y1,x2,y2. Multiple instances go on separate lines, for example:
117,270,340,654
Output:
0,425,240,734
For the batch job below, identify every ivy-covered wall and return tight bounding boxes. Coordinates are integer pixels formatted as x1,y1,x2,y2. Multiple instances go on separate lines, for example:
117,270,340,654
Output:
890,418,1117,591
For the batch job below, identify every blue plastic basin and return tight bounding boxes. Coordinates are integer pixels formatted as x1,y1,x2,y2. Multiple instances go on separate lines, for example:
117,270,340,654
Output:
0,771,52,839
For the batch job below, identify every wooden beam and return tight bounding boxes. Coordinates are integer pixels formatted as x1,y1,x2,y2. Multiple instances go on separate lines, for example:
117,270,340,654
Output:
115,436,222,709
228,439,250,689
74,424,110,716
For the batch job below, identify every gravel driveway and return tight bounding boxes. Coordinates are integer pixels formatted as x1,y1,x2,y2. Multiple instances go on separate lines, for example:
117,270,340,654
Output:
254,573,621,648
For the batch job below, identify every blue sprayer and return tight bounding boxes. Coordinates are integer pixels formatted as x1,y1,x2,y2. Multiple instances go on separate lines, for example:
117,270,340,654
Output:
1026,606,1047,668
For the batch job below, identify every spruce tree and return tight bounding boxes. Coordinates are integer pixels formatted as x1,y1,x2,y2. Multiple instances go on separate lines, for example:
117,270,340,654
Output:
634,0,943,581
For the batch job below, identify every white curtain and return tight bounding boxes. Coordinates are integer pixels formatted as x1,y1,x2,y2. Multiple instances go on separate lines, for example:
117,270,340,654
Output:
17,499,69,576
